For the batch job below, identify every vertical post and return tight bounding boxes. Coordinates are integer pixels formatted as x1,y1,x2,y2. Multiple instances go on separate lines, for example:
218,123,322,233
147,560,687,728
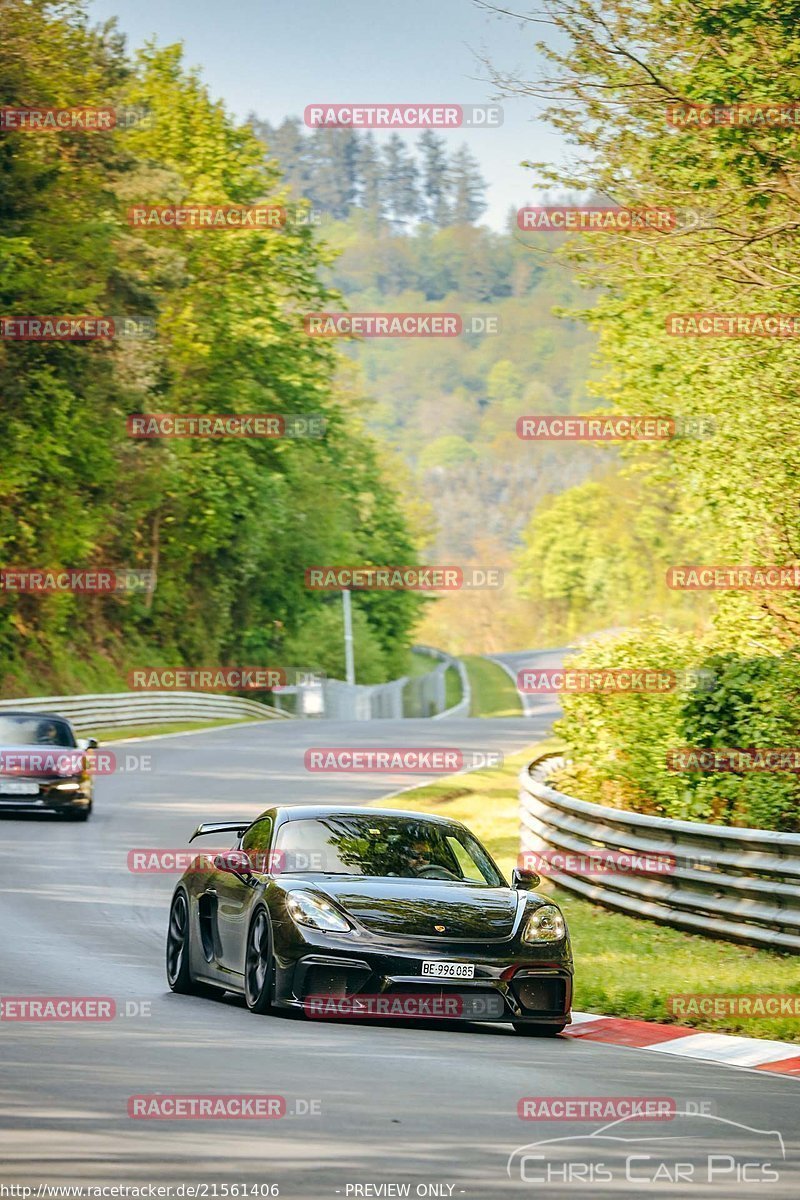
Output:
342,589,355,685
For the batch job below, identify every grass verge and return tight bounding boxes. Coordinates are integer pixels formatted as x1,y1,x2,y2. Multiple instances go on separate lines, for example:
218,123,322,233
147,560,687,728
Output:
444,665,462,709
462,655,522,717
374,742,800,1043
90,716,267,742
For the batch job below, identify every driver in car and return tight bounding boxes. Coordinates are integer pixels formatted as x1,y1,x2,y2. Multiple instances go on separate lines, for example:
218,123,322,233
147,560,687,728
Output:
402,839,457,880
36,720,62,745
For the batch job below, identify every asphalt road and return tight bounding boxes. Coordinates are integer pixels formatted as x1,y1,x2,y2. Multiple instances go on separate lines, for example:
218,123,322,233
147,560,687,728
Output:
1,696,798,1198
487,648,567,719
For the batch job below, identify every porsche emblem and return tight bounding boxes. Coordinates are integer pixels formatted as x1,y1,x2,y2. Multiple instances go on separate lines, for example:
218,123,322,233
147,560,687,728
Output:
434,924,446,933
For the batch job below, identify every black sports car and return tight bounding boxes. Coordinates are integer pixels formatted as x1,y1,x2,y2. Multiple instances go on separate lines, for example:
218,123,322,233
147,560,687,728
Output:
166,805,573,1035
0,712,96,820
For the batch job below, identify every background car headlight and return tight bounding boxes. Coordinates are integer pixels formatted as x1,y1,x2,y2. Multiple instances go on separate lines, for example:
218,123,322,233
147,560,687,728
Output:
522,904,566,943
286,891,351,933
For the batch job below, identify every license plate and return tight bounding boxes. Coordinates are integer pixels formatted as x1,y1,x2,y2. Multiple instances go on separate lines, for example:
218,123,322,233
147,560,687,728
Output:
0,781,39,796
421,961,475,979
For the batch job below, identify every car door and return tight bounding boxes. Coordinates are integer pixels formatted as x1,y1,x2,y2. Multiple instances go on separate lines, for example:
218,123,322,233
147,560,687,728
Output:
213,815,274,973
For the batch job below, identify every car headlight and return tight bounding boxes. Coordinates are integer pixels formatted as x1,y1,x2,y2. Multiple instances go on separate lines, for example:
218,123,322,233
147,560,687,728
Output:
53,782,81,791
522,903,566,943
286,891,352,933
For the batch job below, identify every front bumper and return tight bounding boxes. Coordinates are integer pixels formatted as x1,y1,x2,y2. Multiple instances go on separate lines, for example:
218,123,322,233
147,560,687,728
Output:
0,776,92,813
271,924,572,1025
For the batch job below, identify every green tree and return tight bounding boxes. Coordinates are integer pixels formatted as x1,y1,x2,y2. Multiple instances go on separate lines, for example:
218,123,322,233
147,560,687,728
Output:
382,133,420,226
356,132,385,223
449,144,487,225
0,2,423,692
418,130,451,227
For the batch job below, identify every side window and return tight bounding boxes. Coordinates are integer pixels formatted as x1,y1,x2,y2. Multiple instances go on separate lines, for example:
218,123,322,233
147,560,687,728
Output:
241,817,274,871
446,836,485,883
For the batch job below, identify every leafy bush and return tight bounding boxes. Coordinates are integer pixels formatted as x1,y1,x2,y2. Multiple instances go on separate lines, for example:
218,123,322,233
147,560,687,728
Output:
555,626,800,831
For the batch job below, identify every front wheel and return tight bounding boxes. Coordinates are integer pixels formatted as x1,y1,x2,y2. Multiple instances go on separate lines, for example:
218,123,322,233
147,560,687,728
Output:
245,908,274,1014
64,803,92,822
166,890,216,996
513,1021,567,1037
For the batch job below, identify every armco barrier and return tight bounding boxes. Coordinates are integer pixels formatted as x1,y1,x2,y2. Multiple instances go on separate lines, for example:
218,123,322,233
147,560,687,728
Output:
317,646,469,720
414,644,471,719
319,676,406,720
520,754,800,952
0,690,286,732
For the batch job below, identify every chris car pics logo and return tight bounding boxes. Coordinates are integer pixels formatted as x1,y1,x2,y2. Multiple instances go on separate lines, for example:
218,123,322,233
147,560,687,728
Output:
507,1112,785,1187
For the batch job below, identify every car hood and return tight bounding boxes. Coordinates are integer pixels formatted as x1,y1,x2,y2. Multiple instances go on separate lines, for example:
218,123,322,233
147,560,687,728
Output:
302,876,520,939
0,743,82,779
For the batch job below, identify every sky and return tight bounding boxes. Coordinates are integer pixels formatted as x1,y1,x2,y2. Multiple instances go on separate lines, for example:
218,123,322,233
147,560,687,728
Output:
87,0,569,229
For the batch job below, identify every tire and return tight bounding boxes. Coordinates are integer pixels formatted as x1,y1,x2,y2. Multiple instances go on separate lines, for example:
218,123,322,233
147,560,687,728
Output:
64,804,92,822
244,907,274,1014
512,1021,567,1037
166,889,216,997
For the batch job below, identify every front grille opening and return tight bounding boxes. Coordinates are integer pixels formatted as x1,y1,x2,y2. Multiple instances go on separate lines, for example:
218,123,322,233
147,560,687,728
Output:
514,976,567,1014
301,964,369,999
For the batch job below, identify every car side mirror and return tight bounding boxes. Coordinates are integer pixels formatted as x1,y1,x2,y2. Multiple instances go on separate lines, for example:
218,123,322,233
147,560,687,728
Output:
214,850,254,878
512,867,541,891
77,737,98,751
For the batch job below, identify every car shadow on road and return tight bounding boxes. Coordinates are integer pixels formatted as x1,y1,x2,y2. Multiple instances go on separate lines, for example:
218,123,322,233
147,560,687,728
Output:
165,986,564,1038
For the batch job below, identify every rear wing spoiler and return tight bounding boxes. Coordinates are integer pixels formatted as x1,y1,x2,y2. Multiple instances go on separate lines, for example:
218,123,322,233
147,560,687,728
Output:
189,820,251,843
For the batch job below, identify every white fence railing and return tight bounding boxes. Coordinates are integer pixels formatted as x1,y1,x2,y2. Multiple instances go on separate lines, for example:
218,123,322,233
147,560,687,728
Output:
414,645,471,719
0,647,469,730
0,691,286,732
319,676,407,720
315,645,468,721
520,753,800,952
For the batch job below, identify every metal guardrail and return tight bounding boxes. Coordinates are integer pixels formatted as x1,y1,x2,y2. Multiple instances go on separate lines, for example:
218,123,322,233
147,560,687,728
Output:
0,691,287,732
319,676,407,720
520,753,800,952
414,645,471,719
316,646,469,720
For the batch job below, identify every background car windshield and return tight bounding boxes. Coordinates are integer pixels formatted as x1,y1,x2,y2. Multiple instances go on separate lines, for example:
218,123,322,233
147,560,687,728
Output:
273,815,502,885
0,716,75,747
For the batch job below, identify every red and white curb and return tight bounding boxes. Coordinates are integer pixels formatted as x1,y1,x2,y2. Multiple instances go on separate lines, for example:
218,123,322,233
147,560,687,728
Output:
564,1011,800,1078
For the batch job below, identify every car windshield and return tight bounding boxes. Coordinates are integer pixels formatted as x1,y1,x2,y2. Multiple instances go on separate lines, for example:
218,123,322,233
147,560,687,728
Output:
0,715,75,747
273,814,503,885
